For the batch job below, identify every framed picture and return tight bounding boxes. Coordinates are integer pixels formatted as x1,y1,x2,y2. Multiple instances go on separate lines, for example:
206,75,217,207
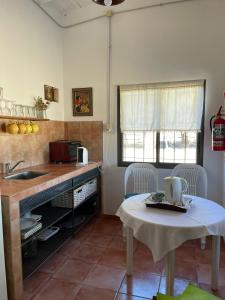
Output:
44,85,59,102
72,87,93,116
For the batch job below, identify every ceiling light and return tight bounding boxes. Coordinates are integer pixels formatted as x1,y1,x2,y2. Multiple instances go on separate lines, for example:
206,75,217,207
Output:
92,0,125,6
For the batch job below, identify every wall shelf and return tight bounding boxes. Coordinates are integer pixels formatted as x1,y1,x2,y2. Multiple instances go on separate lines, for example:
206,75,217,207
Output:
0,115,49,121
0,133,41,136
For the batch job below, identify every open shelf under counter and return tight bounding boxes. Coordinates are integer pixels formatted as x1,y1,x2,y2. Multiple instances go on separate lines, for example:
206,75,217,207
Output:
21,205,72,247
22,211,98,279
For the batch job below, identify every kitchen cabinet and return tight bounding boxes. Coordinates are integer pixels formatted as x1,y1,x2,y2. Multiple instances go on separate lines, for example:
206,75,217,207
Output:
20,167,101,278
1,162,102,300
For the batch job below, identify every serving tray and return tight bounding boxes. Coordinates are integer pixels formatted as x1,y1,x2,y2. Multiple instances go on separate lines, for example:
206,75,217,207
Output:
144,196,192,213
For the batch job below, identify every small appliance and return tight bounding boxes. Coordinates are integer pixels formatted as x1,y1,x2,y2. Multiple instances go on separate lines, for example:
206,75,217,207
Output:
49,140,81,163
164,176,188,204
77,147,88,165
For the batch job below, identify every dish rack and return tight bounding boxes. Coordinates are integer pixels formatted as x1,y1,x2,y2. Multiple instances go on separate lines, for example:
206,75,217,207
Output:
52,178,97,209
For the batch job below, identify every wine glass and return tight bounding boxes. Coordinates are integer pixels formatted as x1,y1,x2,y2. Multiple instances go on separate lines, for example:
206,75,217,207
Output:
5,100,15,116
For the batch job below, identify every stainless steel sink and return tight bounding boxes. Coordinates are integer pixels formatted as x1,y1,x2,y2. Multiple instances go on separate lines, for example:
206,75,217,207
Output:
4,171,47,180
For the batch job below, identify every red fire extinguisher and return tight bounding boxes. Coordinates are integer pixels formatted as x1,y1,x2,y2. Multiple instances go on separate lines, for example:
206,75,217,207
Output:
210,106,225,151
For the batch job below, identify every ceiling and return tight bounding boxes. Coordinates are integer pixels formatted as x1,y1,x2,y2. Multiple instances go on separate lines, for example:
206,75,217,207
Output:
33,0,194,28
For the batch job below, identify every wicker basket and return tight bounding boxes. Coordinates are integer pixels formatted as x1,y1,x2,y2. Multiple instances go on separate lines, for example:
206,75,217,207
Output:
73,184,87,207
86,178,97,198
51,191,73,208
52,178,97,209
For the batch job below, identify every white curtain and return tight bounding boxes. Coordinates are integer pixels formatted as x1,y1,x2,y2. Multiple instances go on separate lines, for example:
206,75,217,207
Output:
120,80,204,132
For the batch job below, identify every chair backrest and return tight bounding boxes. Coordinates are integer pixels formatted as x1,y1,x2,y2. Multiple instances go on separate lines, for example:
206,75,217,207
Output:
124,163,158,194
171,163,207,197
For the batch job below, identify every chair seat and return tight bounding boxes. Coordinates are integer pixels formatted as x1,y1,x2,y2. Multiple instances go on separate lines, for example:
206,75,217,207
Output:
156,284,221,300
125,192,140,199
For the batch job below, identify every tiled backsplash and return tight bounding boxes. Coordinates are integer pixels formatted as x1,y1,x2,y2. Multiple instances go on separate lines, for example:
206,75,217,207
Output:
65,121,103,162
0,119,103,170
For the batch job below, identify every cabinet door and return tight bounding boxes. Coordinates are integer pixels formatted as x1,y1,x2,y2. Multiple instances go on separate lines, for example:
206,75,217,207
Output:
0,199,8,300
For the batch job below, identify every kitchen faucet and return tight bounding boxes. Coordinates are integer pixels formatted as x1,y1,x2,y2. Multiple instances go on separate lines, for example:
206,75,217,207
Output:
4,160,25,175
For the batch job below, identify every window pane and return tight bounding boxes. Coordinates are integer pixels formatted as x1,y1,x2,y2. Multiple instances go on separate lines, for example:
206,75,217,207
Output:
159,131,197,163
122,131,156,162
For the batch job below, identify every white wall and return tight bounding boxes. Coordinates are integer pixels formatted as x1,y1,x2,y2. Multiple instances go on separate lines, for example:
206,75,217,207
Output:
63,19,108,123
0,0,64,120
63,0,225,214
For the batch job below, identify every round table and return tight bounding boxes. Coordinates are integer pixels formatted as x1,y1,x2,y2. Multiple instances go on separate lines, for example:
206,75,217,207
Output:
116,193,225,296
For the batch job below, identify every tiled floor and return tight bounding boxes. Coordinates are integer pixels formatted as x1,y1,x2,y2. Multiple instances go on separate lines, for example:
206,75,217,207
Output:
23,215,225,300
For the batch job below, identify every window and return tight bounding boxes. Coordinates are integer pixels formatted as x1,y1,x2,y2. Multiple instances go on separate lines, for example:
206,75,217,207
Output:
117,80,205,168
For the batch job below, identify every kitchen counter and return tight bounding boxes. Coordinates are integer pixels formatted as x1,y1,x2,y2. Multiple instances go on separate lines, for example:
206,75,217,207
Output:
0,162,102,300
0,162,101,202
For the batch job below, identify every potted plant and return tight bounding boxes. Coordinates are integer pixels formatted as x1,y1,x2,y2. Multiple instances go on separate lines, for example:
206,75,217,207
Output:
34,96,50,119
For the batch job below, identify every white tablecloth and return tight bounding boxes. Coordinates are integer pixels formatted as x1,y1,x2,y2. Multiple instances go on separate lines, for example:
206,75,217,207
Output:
116,193,225,262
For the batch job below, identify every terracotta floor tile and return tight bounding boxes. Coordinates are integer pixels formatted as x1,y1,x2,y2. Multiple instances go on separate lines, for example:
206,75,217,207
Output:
53,258,94,283
91,222,122,236
108,236,138,252
73,285,116,300
73,226,93,241
221,252,225,268
203,237,212,250
135,241,151,254
134,248,162,275
39,253,67,274
56,239,81,257
99,248,126,269
116,226,123,237
72,244,105,263
116,293,149,300
73,232,90,242
32,278,80,300
197,264,225,287
23,215,225,300
24,271,51,296
199,283,225,299
95,215,121,225
84,264,126,291
182,239,199,248
183,237,212,250
119,272,160,299
159,277,192,296
175,245,196,262
195,248,225,268
85,233,114,248
221,238,225,251
200,237,212,250
23,291,33,300
195,248,212,265
173,260,197,281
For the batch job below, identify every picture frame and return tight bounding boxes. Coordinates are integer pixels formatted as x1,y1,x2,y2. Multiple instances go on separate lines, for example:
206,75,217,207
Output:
44,85,59,102
72,87,93,116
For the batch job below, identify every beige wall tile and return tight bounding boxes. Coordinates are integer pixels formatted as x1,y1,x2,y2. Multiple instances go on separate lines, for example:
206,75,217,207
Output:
0,120,103,171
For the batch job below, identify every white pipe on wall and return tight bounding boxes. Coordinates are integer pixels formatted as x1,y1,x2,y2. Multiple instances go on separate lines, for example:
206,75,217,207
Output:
106,11,112,132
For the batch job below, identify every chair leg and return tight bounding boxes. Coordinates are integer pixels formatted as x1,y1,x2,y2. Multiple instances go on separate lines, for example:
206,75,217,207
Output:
165,249,175,296
201,237,206,250
123,224,127,240
211,235,220,290
126,226,133,275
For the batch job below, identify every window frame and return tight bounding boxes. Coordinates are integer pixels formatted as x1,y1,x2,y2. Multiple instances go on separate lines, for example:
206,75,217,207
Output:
117,82,205,169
